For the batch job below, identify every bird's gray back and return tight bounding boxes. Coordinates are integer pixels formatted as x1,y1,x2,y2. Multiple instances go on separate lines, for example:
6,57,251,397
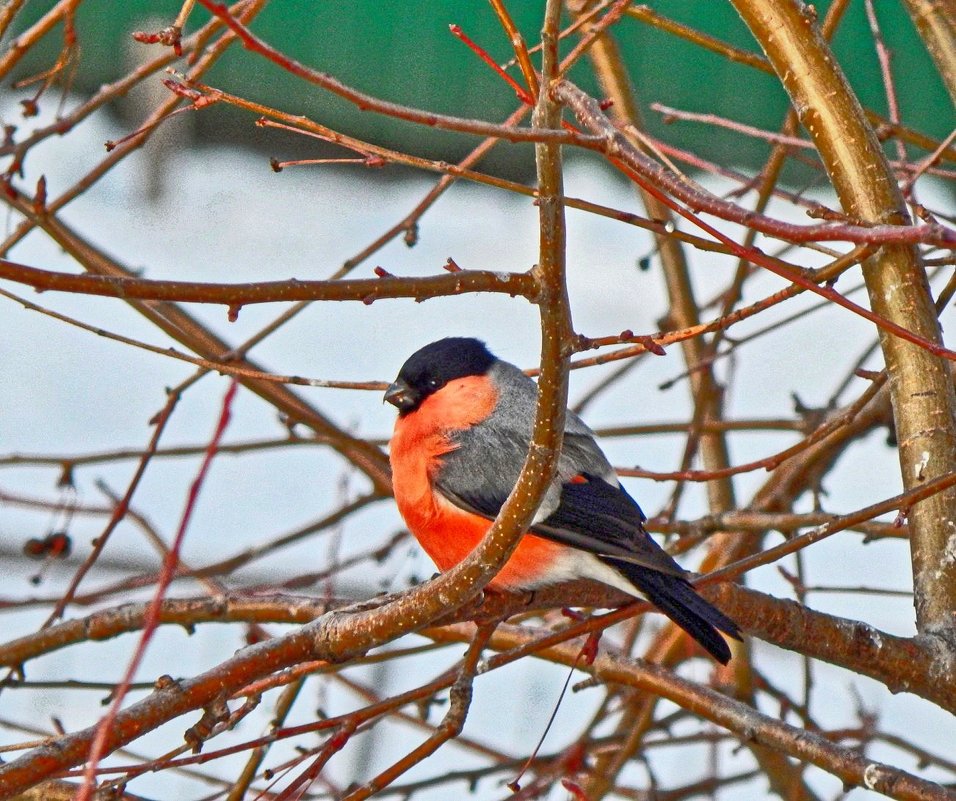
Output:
437,361,617,520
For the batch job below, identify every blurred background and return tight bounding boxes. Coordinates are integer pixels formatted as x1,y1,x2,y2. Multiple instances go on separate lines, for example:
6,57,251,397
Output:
8,1,952,180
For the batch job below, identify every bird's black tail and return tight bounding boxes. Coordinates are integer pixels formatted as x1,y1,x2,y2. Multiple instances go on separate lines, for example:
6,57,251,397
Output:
605,559,741,664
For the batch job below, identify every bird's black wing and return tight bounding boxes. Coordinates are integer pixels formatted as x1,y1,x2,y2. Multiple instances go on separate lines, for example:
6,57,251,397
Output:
436,426,686,578
530,470,687,577
535,471,741,662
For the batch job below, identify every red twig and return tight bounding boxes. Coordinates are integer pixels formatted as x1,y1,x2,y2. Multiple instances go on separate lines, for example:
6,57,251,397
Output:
76,380,238,801
622,159,953,360
554,80,955,247
449,23,533,105
863,0,907,173
42,390,181,625
192,0,591,146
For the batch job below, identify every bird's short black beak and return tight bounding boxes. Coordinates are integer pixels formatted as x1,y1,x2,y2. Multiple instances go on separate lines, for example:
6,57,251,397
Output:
384,378,416,412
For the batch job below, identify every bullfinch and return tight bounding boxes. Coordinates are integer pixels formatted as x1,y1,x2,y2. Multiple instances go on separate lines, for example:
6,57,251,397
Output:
385,337,740,664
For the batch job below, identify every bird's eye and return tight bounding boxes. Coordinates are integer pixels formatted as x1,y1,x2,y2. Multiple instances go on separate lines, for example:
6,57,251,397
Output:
427,377,442,389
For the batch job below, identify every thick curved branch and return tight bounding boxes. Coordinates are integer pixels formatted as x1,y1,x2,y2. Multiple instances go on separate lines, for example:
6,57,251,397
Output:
710,583,956,713
901,0,956,105
4,573,956,718
0,595,336,670
731,0,956,640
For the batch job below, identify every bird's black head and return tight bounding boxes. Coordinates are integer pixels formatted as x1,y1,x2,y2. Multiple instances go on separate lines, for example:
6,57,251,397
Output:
385,337,496,415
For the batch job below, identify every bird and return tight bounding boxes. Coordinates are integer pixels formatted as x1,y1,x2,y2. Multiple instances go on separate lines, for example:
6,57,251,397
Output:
384,337,741,664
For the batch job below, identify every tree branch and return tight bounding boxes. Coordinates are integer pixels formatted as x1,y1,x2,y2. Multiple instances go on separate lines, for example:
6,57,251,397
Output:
731,0,956,641
0,257,536,306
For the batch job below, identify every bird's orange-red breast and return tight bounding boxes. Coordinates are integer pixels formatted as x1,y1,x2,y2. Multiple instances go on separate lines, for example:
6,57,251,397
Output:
389,373,568,588
386,337,741,663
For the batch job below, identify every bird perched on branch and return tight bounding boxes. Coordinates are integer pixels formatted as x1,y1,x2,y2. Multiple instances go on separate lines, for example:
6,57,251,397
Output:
385,337,740,663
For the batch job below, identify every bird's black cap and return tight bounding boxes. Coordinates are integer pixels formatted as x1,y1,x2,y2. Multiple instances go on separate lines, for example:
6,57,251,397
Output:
385,338,496,415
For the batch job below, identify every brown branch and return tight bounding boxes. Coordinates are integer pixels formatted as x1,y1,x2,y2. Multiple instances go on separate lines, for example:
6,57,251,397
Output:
900,0,956,106
4,780,151,801
338,104,531,275
617,361,884,490
166,75,826,275
730,0,956,639
624,2,956,162
659,511,902,543
197,83,742,259
0,5,242,161
554,80,955,248
0,257,536,307
568,7,764,796
0,8,579,791
0,210,475,497
8,581,956,712
43,390,180,626
555,81,956,371
0,595,334,670
0,0,28,40
0,0,76,81
7,15,576,799
1,0,270,255
2,7,395,496
710,583,956,716
429,621,955,801
702,470,956,585
4,565,956,798
0,557,555,793
78,383,237,799
339,622,492,800
0,286,386,390
624,4,771,72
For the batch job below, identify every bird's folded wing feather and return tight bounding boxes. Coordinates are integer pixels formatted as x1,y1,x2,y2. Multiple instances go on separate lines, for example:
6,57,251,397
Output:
435,427,685,578
532,474,685,576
